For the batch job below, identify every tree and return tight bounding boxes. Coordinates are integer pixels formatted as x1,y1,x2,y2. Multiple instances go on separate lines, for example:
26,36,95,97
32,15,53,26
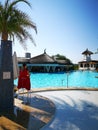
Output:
0,0,37,111
52,54,72,64
0,0,37,48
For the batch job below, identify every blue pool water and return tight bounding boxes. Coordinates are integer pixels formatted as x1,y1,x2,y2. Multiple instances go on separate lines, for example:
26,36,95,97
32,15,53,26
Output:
14,71,98,89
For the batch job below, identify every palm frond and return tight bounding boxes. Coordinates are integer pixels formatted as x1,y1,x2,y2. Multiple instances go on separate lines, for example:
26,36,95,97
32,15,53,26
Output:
0,0,37,48
9,0,31,12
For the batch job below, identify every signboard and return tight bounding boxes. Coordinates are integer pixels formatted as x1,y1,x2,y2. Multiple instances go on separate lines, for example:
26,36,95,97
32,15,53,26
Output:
3,72,11,79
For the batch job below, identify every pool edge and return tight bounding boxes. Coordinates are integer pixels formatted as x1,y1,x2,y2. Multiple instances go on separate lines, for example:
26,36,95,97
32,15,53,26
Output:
30,87,98,92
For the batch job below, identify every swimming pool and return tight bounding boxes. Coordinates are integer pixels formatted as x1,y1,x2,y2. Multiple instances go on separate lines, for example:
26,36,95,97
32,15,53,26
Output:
14,70,98,89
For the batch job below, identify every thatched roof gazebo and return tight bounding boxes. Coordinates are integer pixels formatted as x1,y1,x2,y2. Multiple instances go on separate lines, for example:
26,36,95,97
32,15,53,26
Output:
17,50,73,72
30,51,59,72
30,51,55,64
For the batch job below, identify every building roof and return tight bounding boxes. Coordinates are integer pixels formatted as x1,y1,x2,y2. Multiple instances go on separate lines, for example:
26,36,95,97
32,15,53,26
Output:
17,57,30,64
78,60,98,63
82,48,93,55
30,52,56,64
56,59,71,65
17,51,72,66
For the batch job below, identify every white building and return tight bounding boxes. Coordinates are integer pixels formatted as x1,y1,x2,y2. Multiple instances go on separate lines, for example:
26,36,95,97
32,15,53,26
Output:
78,49,98,70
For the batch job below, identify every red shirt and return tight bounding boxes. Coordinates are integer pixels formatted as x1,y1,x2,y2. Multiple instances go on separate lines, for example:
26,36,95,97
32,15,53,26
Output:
17,68,31,90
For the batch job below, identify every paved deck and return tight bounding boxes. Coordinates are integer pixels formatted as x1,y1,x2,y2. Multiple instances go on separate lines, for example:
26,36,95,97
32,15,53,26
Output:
0,93,55,130
36,90,98,130
0,89,98,130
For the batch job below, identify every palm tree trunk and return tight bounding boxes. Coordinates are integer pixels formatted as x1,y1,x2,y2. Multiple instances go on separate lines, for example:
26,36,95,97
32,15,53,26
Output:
2,32,8,41
0,40,14,111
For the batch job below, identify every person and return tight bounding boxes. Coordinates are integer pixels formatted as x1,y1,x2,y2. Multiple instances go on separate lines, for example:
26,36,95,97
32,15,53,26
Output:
17,63,31,90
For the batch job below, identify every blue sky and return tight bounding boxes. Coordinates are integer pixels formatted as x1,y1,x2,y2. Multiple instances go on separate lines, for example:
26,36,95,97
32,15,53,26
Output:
13,0,98,63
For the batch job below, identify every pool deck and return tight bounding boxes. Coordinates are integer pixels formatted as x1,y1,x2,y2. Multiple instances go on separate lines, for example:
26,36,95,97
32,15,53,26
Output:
37,89,98,130
0,88,98,130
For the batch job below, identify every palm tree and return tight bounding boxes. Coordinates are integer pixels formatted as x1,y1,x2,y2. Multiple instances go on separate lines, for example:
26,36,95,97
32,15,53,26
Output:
0,0,37,48
0,0,37,111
